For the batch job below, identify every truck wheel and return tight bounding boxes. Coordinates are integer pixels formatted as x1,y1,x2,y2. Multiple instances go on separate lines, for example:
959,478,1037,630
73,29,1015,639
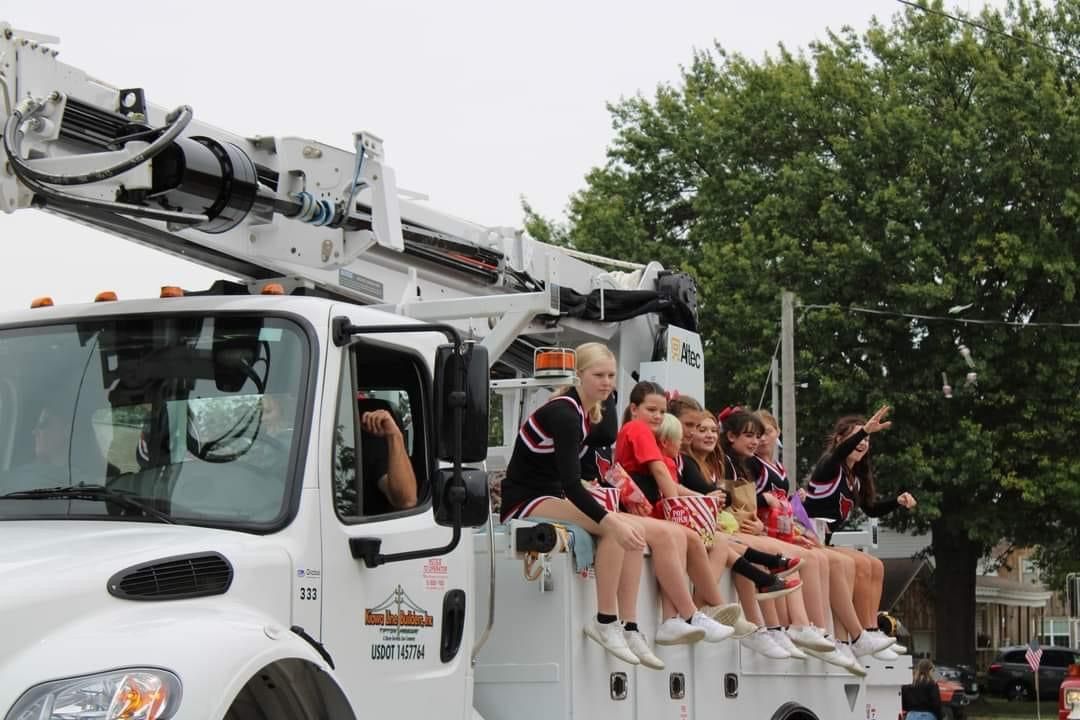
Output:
770,702,820,720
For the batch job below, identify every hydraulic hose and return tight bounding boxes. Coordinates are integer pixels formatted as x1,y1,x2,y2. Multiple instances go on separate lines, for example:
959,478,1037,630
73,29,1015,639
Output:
4,97,192,186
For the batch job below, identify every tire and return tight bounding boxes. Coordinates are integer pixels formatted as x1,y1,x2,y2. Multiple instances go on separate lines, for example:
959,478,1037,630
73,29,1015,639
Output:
1005,680,1028,701
771,702,819,720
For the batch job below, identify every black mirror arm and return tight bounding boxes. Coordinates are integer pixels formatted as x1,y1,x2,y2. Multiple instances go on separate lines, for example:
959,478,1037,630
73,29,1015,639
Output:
332,317,462,349
350,502,463,568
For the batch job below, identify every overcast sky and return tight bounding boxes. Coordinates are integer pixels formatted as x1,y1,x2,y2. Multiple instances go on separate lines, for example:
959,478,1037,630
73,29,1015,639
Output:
0,0,991,307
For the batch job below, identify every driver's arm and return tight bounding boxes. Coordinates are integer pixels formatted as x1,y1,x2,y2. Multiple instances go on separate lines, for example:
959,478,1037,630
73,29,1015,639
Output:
362,410,418,510
377,430,418,509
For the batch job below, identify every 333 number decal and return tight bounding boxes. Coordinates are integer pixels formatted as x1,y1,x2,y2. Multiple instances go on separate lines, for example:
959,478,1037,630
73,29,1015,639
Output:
299,587,318,600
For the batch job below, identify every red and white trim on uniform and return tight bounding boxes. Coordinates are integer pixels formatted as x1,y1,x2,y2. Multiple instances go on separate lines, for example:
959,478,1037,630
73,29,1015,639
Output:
517,394,589,456
806,468,843,499
503,495,562,521
756,456,786,490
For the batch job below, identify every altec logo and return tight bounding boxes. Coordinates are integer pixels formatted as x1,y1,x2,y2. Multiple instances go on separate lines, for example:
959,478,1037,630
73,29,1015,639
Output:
670,336,702,369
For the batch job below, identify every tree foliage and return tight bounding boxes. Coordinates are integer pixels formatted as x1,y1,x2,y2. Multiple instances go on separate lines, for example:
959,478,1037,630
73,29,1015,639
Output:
548,0,1080,662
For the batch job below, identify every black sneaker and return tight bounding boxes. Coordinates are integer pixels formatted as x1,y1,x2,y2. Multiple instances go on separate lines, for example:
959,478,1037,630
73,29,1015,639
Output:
756,576,802,600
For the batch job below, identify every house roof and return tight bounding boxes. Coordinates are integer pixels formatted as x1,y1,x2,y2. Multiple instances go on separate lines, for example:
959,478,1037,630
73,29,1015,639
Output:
976,575,1053,608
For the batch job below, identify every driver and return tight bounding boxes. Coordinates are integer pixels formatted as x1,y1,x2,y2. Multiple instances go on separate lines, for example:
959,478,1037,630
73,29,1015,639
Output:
358,405,418,514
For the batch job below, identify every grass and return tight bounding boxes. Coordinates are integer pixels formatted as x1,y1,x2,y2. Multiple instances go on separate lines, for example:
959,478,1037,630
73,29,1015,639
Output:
964,695,1059,719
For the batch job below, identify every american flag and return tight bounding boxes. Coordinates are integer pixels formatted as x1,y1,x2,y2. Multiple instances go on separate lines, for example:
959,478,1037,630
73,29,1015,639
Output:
1026,638,1043,673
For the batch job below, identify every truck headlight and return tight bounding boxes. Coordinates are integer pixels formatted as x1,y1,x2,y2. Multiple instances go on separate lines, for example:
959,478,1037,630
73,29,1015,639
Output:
5,668,181,720
1066,688,1080,707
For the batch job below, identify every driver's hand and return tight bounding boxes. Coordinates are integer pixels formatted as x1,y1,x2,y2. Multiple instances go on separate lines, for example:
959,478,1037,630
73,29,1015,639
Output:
361,410,400,438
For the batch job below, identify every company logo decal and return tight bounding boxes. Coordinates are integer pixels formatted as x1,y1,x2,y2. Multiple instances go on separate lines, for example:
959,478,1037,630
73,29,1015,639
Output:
670,335,702,369
366,584,434,661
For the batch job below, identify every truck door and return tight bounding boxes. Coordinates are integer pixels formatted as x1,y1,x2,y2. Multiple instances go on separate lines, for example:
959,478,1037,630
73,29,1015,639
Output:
319,330,474,718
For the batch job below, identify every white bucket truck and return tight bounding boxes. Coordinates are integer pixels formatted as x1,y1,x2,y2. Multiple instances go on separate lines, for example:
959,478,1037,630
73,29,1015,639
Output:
0,22,908,720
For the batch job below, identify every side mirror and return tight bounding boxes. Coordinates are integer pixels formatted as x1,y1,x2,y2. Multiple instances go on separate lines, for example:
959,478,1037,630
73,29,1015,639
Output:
434,468,490,528
433,342,489,463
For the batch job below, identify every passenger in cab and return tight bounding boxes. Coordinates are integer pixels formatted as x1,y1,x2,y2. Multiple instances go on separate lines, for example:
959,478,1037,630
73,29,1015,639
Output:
803,406,915,661
500,343,649,667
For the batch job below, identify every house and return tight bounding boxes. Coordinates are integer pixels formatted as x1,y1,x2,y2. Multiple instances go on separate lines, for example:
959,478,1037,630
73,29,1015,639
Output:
869,529,1071,665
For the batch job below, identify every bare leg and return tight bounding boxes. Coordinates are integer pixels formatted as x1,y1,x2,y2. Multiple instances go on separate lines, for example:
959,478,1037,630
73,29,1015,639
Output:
851,551,885,627
675,524,726,607
824,547,862,638
833,546,876,628
617,539,644,623
762,599,781,627
623,515,698,619
529,499,641,617
734,573,765,625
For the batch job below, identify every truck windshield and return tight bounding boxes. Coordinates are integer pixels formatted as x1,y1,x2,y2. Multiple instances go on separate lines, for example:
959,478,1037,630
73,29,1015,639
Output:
0,313,310,529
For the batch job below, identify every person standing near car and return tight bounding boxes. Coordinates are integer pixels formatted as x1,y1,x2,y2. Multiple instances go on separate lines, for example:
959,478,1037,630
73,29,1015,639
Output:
902,659,943,720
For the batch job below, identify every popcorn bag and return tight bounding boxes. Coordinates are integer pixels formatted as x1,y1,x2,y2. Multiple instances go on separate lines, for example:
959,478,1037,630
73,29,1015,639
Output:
661,495,719,547
603,462,653,516
581,481,619,513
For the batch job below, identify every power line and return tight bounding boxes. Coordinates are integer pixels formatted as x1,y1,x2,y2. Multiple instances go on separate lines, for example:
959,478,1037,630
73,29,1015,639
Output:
896,0,1080,64
797,303,1080,328
757,334,782,410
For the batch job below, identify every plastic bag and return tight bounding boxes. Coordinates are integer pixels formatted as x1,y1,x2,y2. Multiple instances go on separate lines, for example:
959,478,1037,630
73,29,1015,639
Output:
758,490,795,542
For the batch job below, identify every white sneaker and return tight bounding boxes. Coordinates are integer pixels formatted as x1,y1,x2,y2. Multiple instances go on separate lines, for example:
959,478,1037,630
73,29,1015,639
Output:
872,645,900,661
786,625,836,653
835,642,868,677
769,629,808,659
850,630,895,657
740,627,790,659
804,637,862,674
655,617,706,646
690,611,735,643
624,629,665,670
870,630,907,654
702,602,758,638
584,619,640,665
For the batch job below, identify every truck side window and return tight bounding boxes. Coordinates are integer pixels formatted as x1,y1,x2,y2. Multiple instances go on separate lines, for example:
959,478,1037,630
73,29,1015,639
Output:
332,342,429,521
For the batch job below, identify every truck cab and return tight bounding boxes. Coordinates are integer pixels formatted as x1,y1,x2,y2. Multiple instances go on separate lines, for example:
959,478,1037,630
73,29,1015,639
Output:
0,293,490,719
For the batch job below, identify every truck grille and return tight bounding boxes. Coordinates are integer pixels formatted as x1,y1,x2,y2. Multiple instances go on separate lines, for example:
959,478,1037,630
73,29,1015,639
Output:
108,552,233,600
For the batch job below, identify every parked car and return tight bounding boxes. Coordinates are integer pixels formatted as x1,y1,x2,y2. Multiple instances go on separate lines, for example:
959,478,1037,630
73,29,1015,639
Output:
986,646,1080,701
935,664,979,718
932,674,969,720
937,664,980,699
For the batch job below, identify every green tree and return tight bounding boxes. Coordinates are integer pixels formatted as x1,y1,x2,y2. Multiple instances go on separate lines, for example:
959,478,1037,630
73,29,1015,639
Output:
553,0,1080,665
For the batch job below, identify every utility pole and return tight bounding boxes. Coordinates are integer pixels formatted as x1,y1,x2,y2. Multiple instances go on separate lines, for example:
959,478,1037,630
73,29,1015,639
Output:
781,291,797,474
